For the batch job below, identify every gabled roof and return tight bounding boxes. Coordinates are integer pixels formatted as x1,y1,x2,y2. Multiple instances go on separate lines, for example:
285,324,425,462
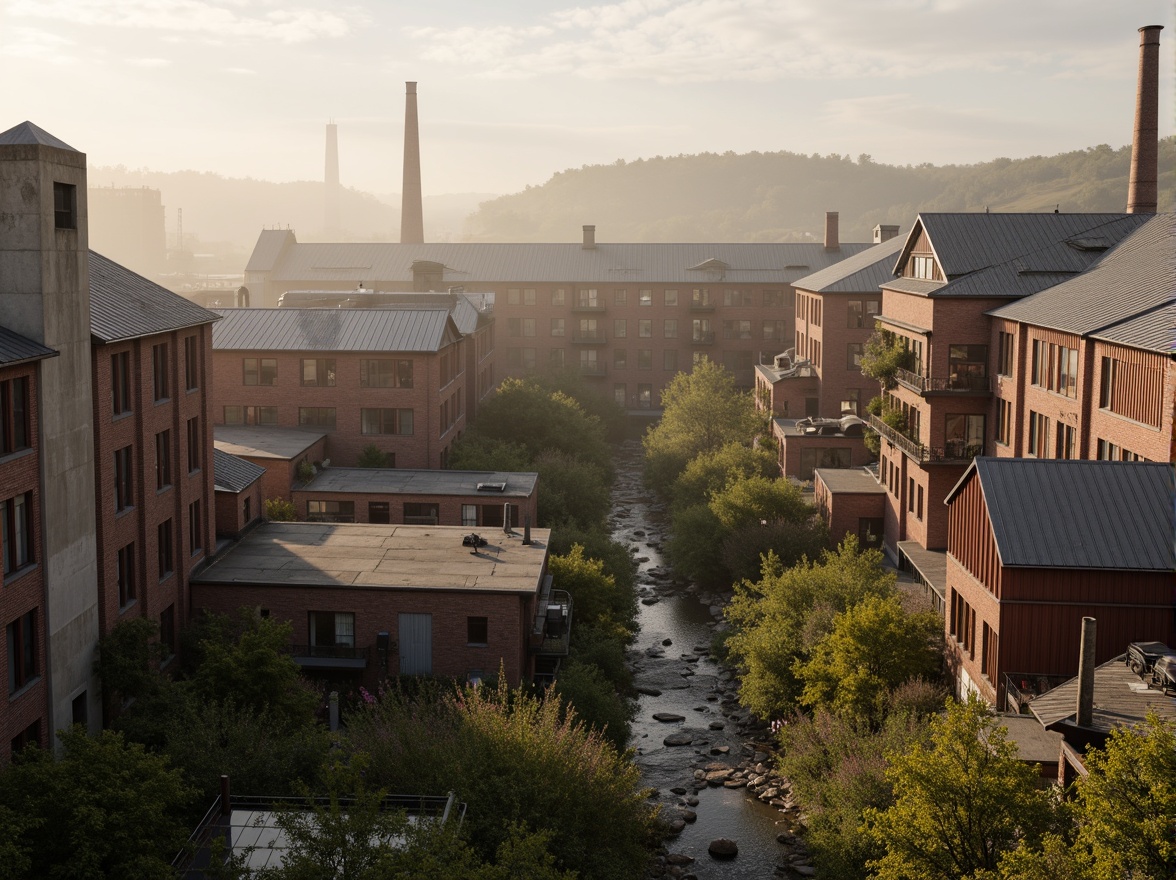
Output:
213,448,266,493
0,121,77,151
886,214,1151,300
988,215,1175,353
364,292,483,335
793,235,905,294
0,325,57,367
245,232,872,286
89,252,220,343
212,308,461,353
946,458,1175,571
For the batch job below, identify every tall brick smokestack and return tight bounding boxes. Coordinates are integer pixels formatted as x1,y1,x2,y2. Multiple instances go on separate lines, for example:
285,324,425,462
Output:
401,82,425,244
325,122,340,236
1127,25,1163,214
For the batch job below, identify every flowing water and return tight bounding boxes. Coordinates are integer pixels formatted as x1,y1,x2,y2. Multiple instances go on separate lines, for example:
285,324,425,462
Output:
610,441,802,879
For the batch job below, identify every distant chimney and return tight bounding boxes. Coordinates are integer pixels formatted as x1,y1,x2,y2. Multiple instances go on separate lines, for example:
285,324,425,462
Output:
401,82,425,243
582,224,596,249
824,212,839,250
325,122,340,236
1076,617,1097,727
873,224,900,243
1127,26,1163,213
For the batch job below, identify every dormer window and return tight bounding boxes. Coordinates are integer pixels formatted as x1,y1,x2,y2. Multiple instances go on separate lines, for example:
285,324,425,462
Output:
910,255,939,280
53,182,76,230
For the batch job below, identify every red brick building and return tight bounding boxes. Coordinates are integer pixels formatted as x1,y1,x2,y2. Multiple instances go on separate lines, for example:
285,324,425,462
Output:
211,307,473,469
812,467,886,552
213,426,328,506
944,458,1174,709
212,448,265,539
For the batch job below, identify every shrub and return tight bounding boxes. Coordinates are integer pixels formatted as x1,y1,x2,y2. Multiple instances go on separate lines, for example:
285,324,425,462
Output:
264,497,297,521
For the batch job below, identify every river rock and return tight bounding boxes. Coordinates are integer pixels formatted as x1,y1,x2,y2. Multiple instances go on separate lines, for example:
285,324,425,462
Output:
793,867,816,877
664,732,694,746
662,638,673,646
708,721,725,730
653,713,686,722
665,853,693,865
667,818,686,834
708,838,738,859
634,686,662,697
641,597,660,606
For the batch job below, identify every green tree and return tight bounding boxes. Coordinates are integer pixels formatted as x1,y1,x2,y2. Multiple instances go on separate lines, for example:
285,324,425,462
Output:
551,660,635,749
709,474,810,529
670,440,777,511
864,695,1056,880
447,435,533,473
356,444,392,468
719,516,829,585
547,544,636,638
665,503,729,588
534,449,611,532
0,728,195,880
94,616,164,719
798,593,943,725
725,537,896,719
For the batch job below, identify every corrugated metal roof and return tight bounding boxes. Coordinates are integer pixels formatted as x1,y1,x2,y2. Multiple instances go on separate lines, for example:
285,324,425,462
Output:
793,236,905,294
988,215,1175,351
212,308,458,353
245,230,296,273
1091,301,1175,353
1030,655,1176,731
213,448,266,493
0,324,57,366
0,121,77,151
253,237,872,286
948,458,1174,571
89,251,221,343
366,292,482,335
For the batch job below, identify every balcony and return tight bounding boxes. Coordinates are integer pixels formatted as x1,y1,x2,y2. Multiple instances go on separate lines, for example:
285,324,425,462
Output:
690,331,716,345
895,367,992,395
689,301,715,312
531,588,573,656
571,302,606,313
572,331,608,345
287,643,370,670
867,414,985,464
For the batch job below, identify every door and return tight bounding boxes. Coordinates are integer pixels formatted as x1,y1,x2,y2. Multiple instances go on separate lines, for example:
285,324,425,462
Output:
398,613,432,675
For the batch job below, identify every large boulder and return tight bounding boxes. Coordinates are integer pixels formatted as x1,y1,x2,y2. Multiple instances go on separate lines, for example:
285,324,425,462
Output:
708,838,738,859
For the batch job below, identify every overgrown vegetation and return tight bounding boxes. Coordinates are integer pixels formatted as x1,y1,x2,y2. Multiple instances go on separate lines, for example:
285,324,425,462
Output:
264,497,297,522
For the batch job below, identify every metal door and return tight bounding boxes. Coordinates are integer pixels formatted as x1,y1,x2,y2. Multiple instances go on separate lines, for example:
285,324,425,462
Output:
398,613,433,675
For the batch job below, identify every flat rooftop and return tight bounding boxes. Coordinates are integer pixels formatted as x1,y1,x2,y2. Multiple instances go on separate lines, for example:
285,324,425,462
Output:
214,426,328,460
992,714,1064,765
193,522,550,594
814,467,886,494
1030,654,1176,731
299,467,538,498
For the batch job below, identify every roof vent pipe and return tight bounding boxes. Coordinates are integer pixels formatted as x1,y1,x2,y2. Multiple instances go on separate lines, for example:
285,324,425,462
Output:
503,502,513,534
824,212,839,250
1076,616,1096,727
523,513,532,545
582,225,596,249
1127,26,1163,213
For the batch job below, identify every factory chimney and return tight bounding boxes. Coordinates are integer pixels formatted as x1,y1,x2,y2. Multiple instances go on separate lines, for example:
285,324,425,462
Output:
325,122,340,236
401,82,425,244
824,211,839,250
1126,26,1163,213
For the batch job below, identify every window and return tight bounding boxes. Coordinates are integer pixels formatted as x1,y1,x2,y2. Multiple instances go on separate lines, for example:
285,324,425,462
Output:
664,290,678,307
307,501,355,523
847,300,865,328
1,493,33,577
910,254,938,280
721,320,751,340
298,407,337,429
576,289,600,308
578,349,600,373
116,543,135,608
507,289,520,306
722,289,752,307
111,352,132,416
664,350,678,371
189,500,202,555
155,430,171,490
692,319,712,342
0,377,29,455
242,496,252,524
369,502,391,524
948,345,988,389
614,290,628,306
53,182,77,229
184,336,199,391
997,332,1014,377
159,606,175,662
360,359,413,388
523,289,536,306
996,399,1011,446
243,357,276,387
664,319,677,338
551,288,566,307
613,384,626,406
152,343,170,401
691,289,711,308
301,358,336,387
1031,341,1077,398
114,446,133,512
762,320,786,342
186,418,200,472
638,319,652,338
613,349,627,369
551,318,565,337
1027,411,1049,458
404,502,439,524
6,610,38,694
522,318,535,337
945,414,985,459
157,519,174,580
1055,423,1076,460
360,408,413,435
72,692,88,727
916,485,924,521
461,504,478,527
549,349,565,368
763,290,784,307
309,611,355,649
467,616,489,645
613,319,626,339
507,317,521,338
637,350,652,370
636,384,652,409
638,289,652,307
908,478,916,513
847,343,864,370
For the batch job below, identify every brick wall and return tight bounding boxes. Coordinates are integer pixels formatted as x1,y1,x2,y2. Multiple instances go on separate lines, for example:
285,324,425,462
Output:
289,488,539,529
214,482,263,538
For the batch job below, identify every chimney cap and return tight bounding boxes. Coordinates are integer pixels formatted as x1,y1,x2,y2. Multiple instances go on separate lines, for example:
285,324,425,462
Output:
406,81,417,93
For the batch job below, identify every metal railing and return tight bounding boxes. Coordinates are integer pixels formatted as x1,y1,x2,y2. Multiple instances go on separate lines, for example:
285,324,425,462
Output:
690,331,716,344
868,414,985,464
287,644,372,662
572,332,608,344
896,367,992,394
531,589,573,656
571,303,606,312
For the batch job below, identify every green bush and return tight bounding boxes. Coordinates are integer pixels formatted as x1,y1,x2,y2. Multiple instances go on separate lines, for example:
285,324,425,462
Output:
551,660,635,750
265,497,297,521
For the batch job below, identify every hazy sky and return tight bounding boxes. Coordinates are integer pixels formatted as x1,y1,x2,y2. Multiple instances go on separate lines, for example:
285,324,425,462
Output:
2,0,1172,197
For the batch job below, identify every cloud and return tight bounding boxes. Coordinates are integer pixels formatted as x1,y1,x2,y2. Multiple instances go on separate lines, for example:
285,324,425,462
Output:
0,26,77,62
405,0,1154,84
127,57,171,67
8,0,356,45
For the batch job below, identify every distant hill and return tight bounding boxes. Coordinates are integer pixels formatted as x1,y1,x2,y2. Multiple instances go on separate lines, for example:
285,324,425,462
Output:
463,139,1176,243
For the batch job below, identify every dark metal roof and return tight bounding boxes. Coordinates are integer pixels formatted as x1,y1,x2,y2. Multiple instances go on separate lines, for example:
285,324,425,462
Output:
1091,301,1175,353
212,308,459,353
793,236,905,294
89,252,221,343
248,234,872,286
947,458,1175,571
988,215,1175,353
887,214,1151,299
0,325,57,367
0,121,77,151
213,448,267,493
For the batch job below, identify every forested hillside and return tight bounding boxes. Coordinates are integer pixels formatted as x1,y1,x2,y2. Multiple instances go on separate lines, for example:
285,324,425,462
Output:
463,139,1176,243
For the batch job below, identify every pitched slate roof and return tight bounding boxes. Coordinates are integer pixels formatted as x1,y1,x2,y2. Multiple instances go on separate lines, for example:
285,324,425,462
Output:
886,213,1151,300
988,215,1175,353
247,234,872,286
0,325,57,367
1091,301,1175,352
89,252,220,343
213,448,266,493
946,458,1175,571
793,236,905,294
0,121,77,151
212,308,460,353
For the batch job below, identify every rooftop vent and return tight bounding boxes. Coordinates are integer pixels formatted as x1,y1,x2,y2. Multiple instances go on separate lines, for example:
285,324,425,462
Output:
476,481,506,492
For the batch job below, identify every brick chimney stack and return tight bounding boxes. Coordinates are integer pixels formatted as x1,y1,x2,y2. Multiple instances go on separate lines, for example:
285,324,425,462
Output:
325,122,339,236
873,224,900,243
1127,25,1163,214
582,225,596,249
824,212,839,250
401,82,425,244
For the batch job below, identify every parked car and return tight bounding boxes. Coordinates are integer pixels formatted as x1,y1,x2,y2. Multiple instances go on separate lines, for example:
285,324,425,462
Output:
1152,655,1176,694
1125,640,1172,676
